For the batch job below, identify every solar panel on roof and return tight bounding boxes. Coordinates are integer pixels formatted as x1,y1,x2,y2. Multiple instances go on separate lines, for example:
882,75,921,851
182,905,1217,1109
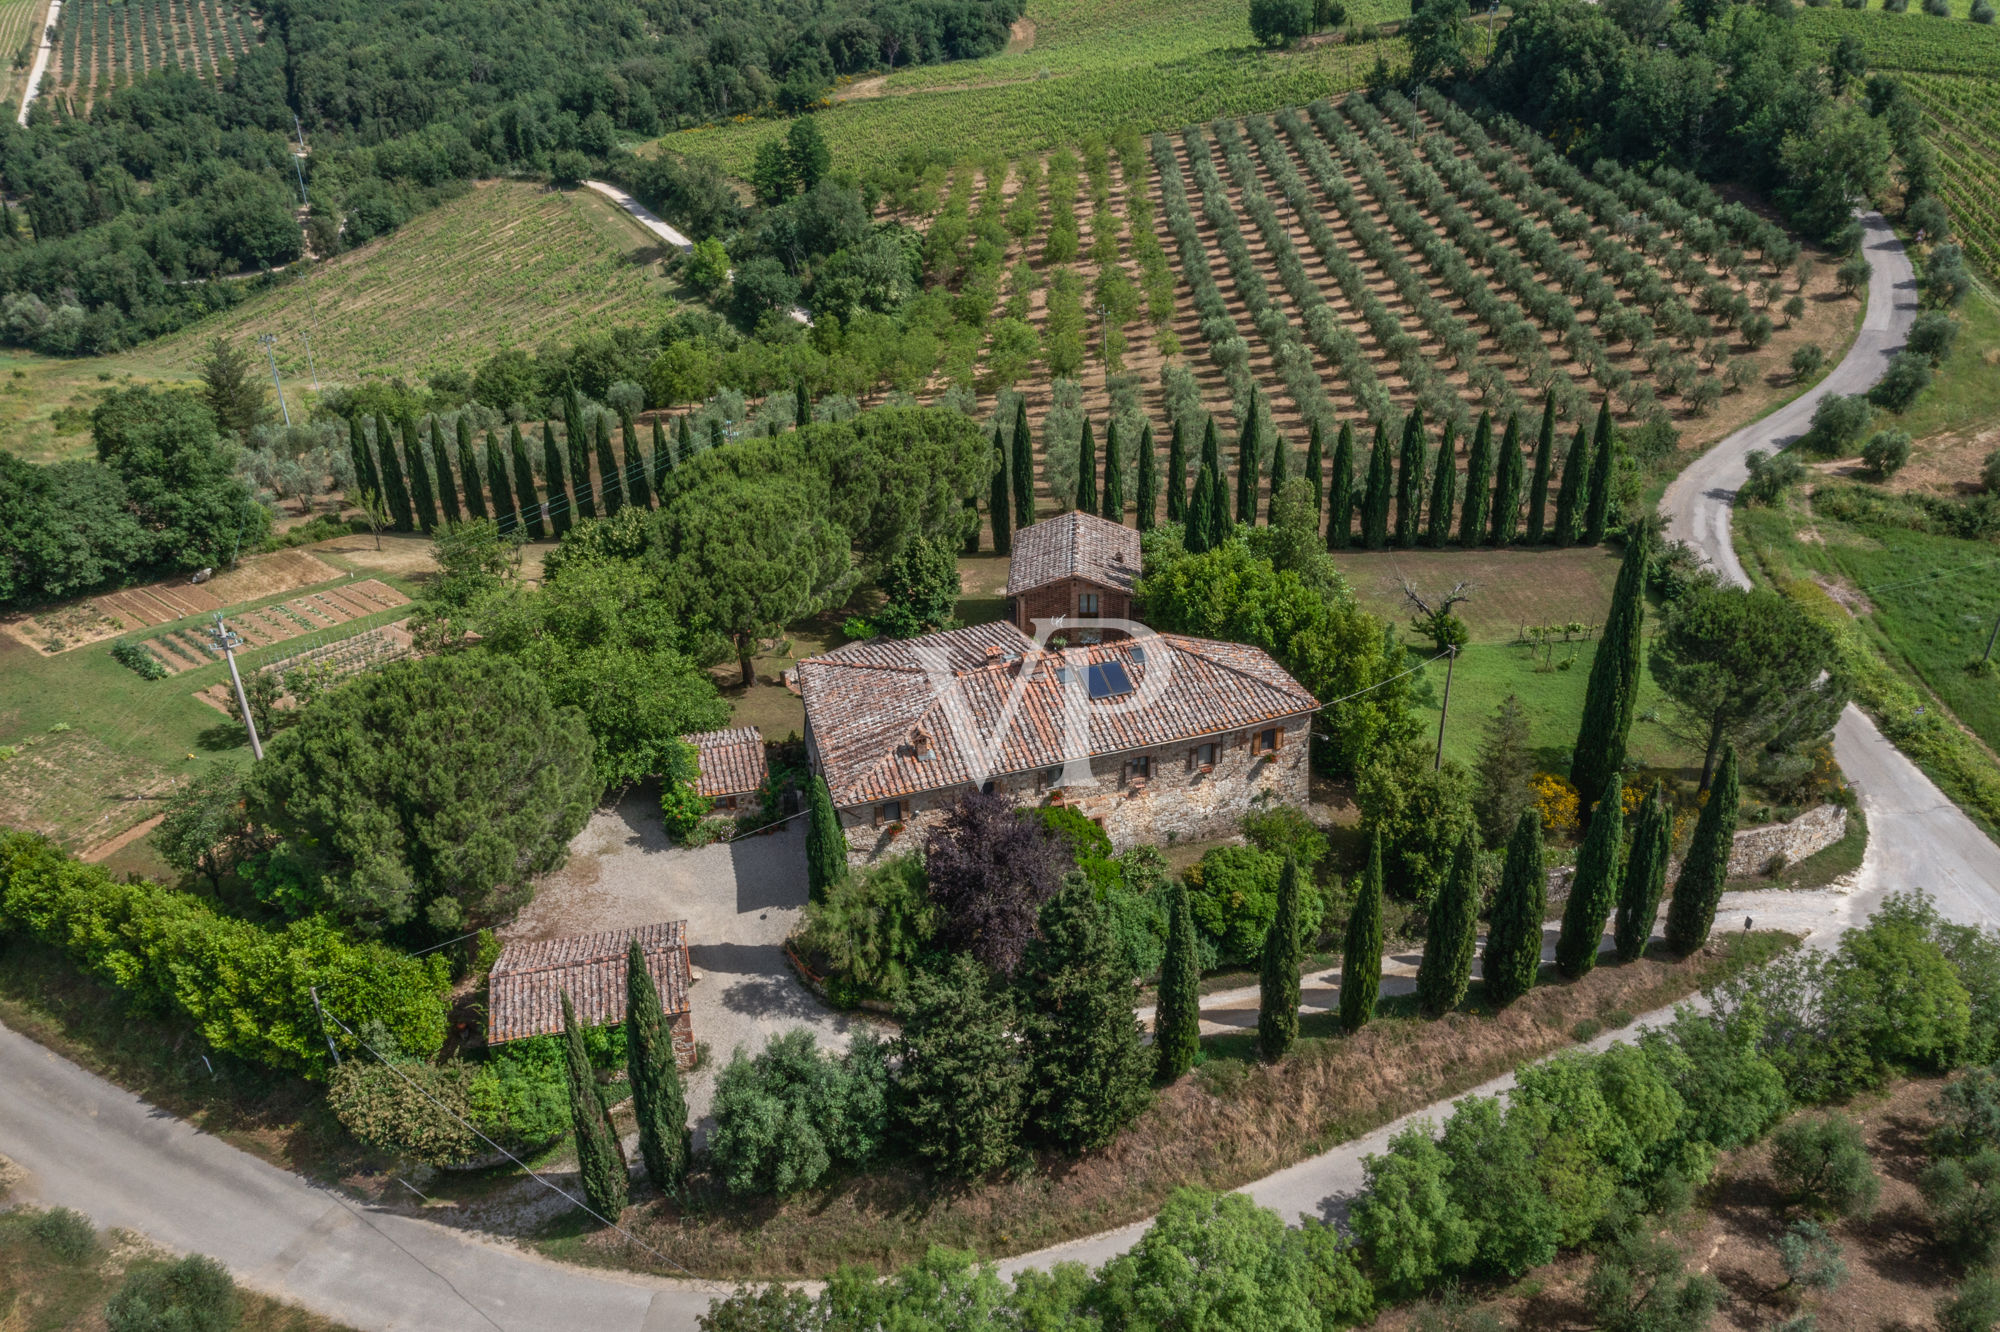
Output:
1087,661,1134,699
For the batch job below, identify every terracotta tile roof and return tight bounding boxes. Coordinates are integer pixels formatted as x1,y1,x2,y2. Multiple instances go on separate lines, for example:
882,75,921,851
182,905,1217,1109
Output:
1004,512,1141,599
797,622,1319,808
487,921,690,1044
684,726,768,798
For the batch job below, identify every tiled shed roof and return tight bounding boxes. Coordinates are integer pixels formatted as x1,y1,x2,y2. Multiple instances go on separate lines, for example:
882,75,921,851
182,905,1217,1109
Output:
487,921,690,1044
1004,512,1141,599
684,726,768,798
797,621,1318,807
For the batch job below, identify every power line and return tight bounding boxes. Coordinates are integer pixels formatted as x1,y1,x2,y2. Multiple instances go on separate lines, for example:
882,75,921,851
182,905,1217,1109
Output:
1858,554,2000,598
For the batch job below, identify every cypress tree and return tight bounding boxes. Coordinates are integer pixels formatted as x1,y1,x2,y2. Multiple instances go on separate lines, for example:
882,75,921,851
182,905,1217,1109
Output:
1664,746,1739,955
542,423,572,535
805,775,847,904
1395,407,1426,547
484,433,516,534
1340,830,1385,1032
1011,395,1037,528
1583,399,1615,546
346,418,375,505
1234,397,1260,525
676,414,695,465
375,414,413,531
1184,460,1217,554
707,416,725,453
896,954,1027,1179
989,430,1012,555
1327,421,1355,550
965,491,982,555
795,379,811,430
1303,418,1324,517
623,411,651,511
1552,424,1589,548
1416,834,1479,1017
1075,418,1098,514
1164,417,1187,523
625,940,689,1195
560,992,629,1218
356,416,384,499
1206,457,1232,549
651,418,671,497
401,416,438,533
457,416,486,520
1259,856,1305,1062
1482,810,1546,1006
1555,774,1626,979
1425,420,1457,547
1154,879,1201,1082
1613,783,1671,963
1135,422,1157,532
1198,414,1222,497
511,423,545,540
1490,411,1523,545
1361,420,1392,548
596,413,624,516
1023,881,1152,1152
1101,418,1124,522
565,395,597,519
1570,527,1650,806
1526,397,1555,544
1460,411,1492,546
432,418,461,524
1265,424,1289,526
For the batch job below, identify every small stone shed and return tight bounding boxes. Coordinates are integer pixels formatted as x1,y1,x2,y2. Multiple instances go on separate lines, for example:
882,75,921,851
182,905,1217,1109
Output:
487,921,695,1069
684,726,768,813
1005,511,1140,639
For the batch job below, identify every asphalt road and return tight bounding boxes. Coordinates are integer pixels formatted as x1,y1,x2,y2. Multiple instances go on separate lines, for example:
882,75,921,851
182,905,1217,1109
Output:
5,216,1999,1332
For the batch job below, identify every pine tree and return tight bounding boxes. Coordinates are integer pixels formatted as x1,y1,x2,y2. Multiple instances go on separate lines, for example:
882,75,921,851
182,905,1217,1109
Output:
806,775,846,904
1024,880,1152,1151
1570,527,1650,806
1583,399,1615,546
1362,420,1393,548
511,423,545,540
595,413,624,516
1526,398,1555,544
1552,424,1589,548
1340,831,1385,1032
560,992,629,1218
1613,783,1670,963
1075,418,1098,514
1482,810,1546,1006
1459,411,1492,546
795,379,811,429
1555,775,1626,979
375,414,413,531
457,415,486,520
1265,425,1289,526
432,418,461,523
1490,411,1523,545
1011,395,1037,528
1417,834,1479,1016
651,418,671,497
1664,745,1739,955
1425,420,1457,547
401,416,437,533
565,395,597,520
1101,418,1125,522
625,941,689,1195
1184,460,1217,554
623,411,651,511
1395,407,1426,547
1327,421,1355,550
1303,418,1324,517
1259,855,1305,1061
1164,417,1187,523
1235,397,1260,525
1154,879,1201,1082
542,424,572,536
1135,422,1158,532
484,432,516,535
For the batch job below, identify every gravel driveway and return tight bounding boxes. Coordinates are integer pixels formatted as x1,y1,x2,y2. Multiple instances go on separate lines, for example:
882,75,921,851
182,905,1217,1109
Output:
502,788,875,1126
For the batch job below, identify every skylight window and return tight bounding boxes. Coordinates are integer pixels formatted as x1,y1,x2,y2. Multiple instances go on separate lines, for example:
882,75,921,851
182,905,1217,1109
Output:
1087,661,1134,699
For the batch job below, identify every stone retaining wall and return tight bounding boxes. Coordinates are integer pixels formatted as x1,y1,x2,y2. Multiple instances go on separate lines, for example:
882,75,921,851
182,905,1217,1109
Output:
1726,803,1847,877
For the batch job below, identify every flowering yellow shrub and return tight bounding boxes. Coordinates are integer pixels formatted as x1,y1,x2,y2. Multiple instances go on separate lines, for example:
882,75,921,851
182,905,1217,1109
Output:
1620,782,1648,817
1532,773,1580,838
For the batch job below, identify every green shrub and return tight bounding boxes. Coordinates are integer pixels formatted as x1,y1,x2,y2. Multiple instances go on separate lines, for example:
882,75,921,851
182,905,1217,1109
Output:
1933,1066,2000,1161
27,1207,96,1262
1585,1229,1720,1332
1939,1271,2000,1332
110,640,168,680
1030,805,1114,859
1922,1148,2000,1270
794,853,936,1005
1861,430,1912,478
330,1060,485,1164
1186,844,1289,964
1799,393,1872,456
1241,805,1329,876
708,1029,889,1196
1870,350,1934,412
105,1254,240,1332
1770,1113,1880,1219
660,779,710,841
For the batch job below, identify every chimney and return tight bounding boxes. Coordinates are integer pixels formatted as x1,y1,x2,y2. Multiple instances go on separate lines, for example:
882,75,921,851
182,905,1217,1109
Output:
912,726,931,758
985,645,1002,664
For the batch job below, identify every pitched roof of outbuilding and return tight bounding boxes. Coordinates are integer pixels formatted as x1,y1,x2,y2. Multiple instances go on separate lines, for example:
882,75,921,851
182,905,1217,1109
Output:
487,921,690,1044
796,621,1318,807
1004,511,1142,599
683,726,768,798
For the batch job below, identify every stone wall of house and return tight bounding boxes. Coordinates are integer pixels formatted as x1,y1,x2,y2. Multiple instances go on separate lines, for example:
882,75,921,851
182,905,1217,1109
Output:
1726,803,1847,877
670,1010,696,1070
837,714,1312,865
1011,578,1131,636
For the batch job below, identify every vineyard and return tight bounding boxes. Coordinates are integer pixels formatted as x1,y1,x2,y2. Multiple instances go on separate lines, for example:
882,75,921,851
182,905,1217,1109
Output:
0,0,43,105
1904,74,2000,277
45,0,260,112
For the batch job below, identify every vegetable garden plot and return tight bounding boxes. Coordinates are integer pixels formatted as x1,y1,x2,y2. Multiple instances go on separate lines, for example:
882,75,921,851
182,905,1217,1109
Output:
139,578,408,675
192,620,416,715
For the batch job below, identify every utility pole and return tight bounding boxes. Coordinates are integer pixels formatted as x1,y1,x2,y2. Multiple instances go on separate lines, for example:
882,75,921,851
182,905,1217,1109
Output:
211,613,263,760
309,985,341,1066
258,333,290,426
290,112,310,207
1432,644,1458,772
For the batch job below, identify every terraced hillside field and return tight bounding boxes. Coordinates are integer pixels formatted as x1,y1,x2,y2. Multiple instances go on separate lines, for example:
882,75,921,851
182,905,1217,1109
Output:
45,0,259,113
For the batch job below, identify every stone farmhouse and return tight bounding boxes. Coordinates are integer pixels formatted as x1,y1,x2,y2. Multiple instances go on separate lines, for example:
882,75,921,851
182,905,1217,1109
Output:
1004,510,1139,640
796,618,1318,865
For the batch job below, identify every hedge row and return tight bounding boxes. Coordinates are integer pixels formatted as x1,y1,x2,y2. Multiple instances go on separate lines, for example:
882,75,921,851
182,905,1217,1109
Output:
0,832,450,1080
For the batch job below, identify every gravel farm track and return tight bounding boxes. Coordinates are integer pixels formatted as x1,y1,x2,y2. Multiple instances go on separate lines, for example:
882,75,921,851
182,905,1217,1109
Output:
1,217,1996,1332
